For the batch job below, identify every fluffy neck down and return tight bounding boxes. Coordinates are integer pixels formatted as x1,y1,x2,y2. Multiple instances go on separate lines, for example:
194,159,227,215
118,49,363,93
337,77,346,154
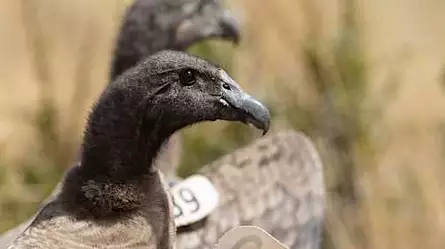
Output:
60,77,175,219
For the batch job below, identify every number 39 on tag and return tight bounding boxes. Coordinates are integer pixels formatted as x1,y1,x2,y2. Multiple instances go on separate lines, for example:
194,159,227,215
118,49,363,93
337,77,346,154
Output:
170,175,220,227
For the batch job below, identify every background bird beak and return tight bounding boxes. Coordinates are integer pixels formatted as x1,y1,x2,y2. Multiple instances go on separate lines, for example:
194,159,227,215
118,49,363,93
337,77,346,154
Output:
218,10,241,45
176,10,241,48
219,71,270,135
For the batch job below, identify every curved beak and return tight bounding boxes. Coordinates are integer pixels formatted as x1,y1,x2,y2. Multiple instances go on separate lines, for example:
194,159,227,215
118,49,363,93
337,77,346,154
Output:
218,70,270,135
176,10,241,48
218,10,241,45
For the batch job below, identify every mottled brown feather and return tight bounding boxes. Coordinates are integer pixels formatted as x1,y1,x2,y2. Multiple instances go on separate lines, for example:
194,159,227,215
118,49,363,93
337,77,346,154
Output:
7,169,174,249
175,130,324,249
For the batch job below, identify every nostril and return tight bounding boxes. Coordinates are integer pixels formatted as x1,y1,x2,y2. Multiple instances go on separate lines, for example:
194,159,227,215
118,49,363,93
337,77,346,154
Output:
222,83,231,90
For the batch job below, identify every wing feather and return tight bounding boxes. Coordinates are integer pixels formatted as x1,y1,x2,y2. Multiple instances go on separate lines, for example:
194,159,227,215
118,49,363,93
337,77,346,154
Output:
175,131,324,249
7,200,158,249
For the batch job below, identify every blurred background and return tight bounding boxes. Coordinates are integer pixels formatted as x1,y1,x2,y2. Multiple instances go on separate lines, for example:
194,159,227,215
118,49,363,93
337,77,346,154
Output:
1,0,445,248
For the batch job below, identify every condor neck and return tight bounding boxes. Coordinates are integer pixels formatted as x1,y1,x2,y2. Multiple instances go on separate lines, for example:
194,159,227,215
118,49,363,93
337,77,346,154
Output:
78,85,173,182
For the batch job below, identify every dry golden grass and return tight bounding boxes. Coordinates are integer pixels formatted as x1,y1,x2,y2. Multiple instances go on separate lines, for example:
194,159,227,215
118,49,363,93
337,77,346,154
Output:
1,0,445,248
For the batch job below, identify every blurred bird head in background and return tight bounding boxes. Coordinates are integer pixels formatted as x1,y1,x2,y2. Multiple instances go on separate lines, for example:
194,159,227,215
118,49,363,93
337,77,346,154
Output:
111,0,241,78
173,0,240,47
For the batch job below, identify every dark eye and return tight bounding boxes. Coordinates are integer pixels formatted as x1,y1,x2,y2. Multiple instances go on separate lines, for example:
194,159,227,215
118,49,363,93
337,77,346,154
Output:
222,83,231,90
179,69,197,86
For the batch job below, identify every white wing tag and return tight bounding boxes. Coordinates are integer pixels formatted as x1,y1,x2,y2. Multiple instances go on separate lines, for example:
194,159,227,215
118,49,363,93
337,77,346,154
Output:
216,226,289,249
171,175,220,227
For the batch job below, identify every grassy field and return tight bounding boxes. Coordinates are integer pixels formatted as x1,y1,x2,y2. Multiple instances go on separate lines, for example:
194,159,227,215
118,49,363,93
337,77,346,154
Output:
1,0,445,248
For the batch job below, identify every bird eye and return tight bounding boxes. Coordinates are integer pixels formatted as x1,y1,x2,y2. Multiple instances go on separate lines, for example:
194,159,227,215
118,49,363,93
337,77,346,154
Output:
222,83,231,90
179,69,197,86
